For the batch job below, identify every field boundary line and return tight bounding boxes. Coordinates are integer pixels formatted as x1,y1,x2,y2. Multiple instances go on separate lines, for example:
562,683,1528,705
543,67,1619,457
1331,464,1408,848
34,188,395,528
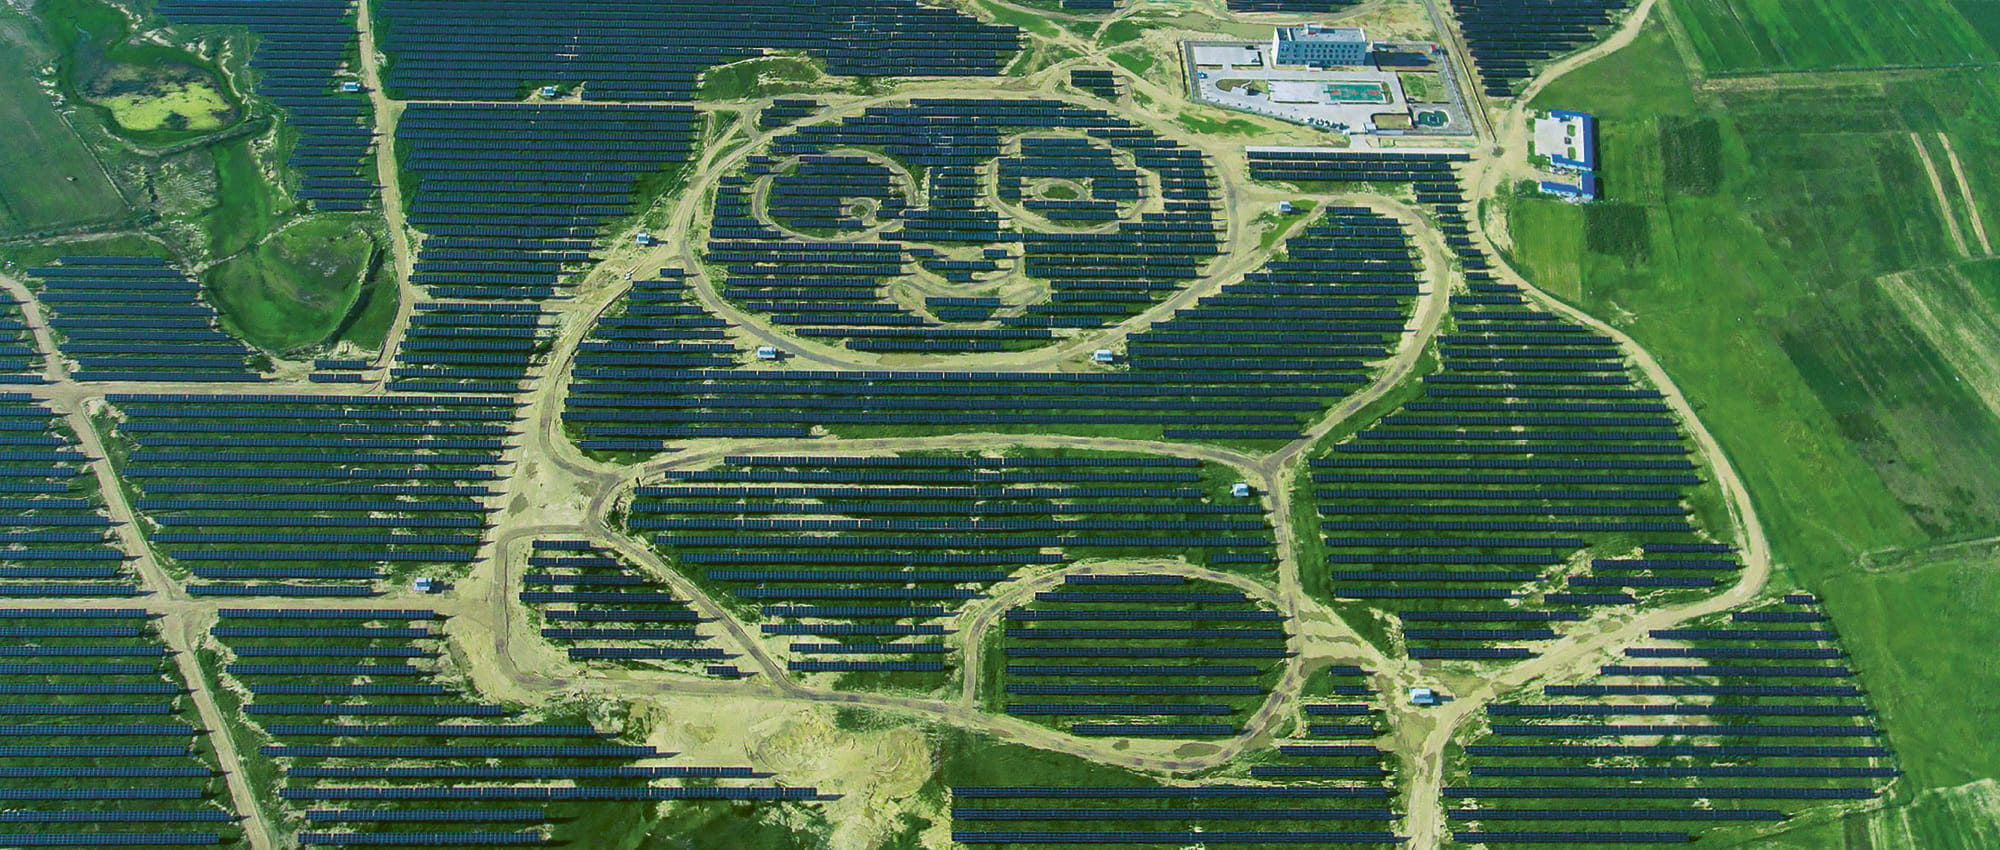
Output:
1936,132,1994,255
1854,530,2000,574
44,92,138,212
1909,132,1972,257
1875,269,2000,429
1655,0,1711,81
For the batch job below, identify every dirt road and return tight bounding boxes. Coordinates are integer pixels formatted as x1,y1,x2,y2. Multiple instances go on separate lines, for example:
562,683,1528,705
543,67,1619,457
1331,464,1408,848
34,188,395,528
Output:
354,0,424,374
0,0,1785,840
1395,0,1782,843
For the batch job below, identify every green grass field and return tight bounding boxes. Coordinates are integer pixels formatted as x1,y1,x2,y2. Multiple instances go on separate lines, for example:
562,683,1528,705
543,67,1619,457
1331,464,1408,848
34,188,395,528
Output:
1507,17,2000,844
203,214,377,353
1819,547,2000,792
40,0,247,147
332,256,399,351
696,55,831,101
1398,72,1446,104
1670,0,2000,73
1108,45,1162,79
1510,20,2000,572
206,133,301,257
0,13,129,235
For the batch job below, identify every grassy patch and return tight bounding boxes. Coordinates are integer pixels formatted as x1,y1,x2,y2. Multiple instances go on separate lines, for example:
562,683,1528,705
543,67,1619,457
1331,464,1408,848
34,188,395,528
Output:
1107,45,1161,79
1214,78,1266,96
1853,778,2000,849
1507,18,2000,828
1658,114,1722,196
0,11,130,235
329,253,399,352
0,233,172,272
39,0,245,146
1398,72,1446,103
1097,19,1144,47
86,61,235,133
1818,549,2000,792
1008,39,1085,76
1581,200,1649,261
976,0,1062,38
640,804,826,849
1671,0,1998,74
1174,110,1270,137
1510,19,1980,574
697,55,829,102
1503,199,1585,301
206,132,300,257
203,214,378,353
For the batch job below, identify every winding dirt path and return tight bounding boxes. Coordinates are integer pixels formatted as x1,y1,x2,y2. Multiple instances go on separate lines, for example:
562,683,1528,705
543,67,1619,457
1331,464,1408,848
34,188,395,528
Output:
1396,1,1779,844
1465,0,1661,251
0,0,1780,842
354,0,424,374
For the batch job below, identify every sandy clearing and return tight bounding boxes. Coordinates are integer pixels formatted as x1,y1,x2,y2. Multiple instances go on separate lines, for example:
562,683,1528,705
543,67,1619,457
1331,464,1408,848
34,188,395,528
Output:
640,697,939,850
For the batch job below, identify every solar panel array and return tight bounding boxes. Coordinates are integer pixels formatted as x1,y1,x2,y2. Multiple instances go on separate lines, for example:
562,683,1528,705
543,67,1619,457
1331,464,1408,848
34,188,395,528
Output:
1253,666,1394,785
373,0,1019,101
399,103,698,302
567,203,1423,447
153,0,378,211
1311,277,1739,658
1001,573,1290,738
1250,151,1485,271
388,302,553,394
712,99,1222,351
1069,69,1122,101
518,539,741,677
1450,596,1899,844
1247,150,1738,658
210,608,829,845
0,393,138,597
0,294,45,381
106,394,517,596
0,608,241,846
760,98,821,129
309,357,380,385
956,671,1403,849
25,258,260,382
1447,0,1636,96
625,452,1274,686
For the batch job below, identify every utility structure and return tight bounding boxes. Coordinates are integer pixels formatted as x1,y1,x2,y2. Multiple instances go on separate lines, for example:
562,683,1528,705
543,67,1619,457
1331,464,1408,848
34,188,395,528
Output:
1273,25,1370,68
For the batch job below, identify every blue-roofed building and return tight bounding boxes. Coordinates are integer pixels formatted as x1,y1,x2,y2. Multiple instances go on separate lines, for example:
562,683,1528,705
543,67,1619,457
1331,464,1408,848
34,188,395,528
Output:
1533,109,1597,173
1539,173,1600,202
1533,108,1600,201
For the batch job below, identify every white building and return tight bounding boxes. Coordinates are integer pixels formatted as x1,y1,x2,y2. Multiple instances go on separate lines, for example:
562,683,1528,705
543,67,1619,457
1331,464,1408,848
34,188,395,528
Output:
1273,25,1369,68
